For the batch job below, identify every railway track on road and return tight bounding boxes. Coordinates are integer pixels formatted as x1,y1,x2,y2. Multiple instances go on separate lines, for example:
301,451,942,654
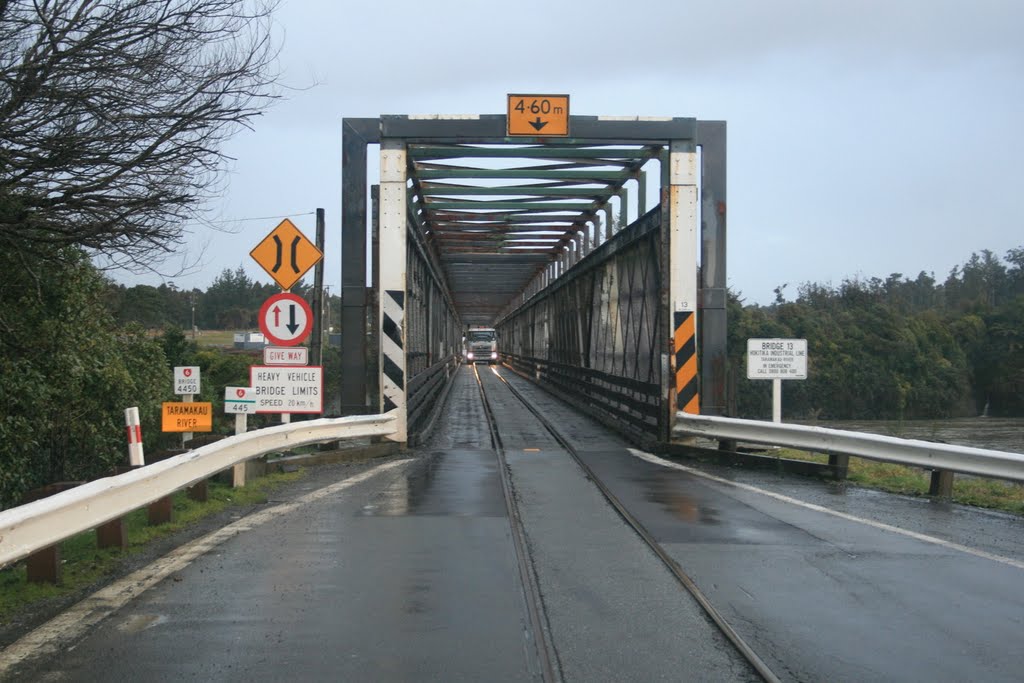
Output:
473,364,563,683
473,363,781,683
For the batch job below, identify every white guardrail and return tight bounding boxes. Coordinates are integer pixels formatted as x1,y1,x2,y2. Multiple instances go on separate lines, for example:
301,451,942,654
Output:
0,413,396,568
674,413,1024,483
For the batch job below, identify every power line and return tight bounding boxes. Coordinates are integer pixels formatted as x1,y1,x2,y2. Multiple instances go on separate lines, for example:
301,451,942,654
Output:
184,211,316,227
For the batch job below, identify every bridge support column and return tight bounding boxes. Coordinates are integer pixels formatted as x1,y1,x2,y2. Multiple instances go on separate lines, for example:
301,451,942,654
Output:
379,139,408,443
698,122,729,419
666,140,700,442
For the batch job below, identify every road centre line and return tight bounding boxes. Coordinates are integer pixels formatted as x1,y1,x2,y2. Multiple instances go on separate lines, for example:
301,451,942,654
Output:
628,448,1024,572
0,458,413,677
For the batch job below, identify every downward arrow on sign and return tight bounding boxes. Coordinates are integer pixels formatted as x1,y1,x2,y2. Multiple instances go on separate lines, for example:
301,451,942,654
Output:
529,117,548,131
286,304,299,334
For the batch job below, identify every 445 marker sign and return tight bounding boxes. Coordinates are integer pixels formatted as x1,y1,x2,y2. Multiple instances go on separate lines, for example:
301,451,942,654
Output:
259,292,313,346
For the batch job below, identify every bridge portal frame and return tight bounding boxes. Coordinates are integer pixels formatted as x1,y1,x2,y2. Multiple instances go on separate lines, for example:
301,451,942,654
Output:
340,115,727,444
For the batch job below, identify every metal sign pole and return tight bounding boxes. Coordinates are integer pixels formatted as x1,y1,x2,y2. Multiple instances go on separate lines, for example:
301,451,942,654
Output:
773,378,782,423
182,393,193,447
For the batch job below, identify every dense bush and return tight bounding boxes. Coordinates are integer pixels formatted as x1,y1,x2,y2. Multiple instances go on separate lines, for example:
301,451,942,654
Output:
0,247,170,507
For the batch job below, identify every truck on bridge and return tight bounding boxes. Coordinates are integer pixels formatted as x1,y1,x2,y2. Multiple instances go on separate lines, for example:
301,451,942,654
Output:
464,326,498,365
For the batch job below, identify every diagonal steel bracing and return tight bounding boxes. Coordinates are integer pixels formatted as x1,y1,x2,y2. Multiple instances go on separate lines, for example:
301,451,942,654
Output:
340,115,726,447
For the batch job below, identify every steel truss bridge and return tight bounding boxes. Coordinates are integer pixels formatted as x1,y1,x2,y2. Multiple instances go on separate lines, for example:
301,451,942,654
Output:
340,114,727,446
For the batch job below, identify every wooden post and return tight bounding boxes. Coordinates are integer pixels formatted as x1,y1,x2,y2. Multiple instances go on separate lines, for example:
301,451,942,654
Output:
21,482,83,583
930,469,955,498
96,518,128,549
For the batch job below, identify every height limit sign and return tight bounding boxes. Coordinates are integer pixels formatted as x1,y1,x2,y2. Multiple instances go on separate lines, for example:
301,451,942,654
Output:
507,94,569,136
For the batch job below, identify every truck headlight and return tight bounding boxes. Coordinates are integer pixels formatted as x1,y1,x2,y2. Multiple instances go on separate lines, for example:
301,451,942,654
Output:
467,352,474,360
490,352,497,359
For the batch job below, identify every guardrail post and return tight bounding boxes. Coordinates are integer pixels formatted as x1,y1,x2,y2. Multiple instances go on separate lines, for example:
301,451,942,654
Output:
97,465,136,550
929,469,955,498
96,518,127,549
828,453,850,480
22,482,83,583
147,449,187,525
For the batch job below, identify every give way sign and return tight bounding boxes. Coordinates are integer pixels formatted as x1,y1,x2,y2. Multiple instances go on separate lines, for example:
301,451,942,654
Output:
258,292,313,346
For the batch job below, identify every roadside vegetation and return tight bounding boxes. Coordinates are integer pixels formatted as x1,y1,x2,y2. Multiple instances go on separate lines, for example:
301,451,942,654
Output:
774,448,1024,515
730,247,1024,421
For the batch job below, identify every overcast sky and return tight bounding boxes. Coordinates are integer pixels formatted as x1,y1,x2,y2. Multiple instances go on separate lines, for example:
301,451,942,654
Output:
119,0,1024,305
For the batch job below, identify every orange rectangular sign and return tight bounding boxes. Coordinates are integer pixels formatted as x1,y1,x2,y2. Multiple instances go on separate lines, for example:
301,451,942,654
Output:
161,402,213,432
507,94,569,136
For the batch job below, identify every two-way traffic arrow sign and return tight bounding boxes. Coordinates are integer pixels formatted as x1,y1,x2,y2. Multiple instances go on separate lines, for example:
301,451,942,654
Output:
258,292,313,346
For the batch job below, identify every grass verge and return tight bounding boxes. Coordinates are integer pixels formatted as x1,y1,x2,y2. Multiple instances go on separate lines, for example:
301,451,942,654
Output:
0,469,305,623
775,448,1024,515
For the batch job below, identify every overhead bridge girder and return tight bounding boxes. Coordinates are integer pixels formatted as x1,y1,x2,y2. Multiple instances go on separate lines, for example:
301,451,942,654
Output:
340,115,726,446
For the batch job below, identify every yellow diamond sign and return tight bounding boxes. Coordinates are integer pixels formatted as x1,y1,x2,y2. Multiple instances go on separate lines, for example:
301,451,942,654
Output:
250,218,323,290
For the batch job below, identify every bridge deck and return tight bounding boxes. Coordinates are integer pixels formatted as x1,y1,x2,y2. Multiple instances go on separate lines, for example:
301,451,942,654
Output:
8,367,1024,682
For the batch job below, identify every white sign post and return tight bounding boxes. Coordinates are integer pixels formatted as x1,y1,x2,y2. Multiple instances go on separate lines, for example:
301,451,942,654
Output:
173,366,201,446
224,386,253,487
746,339,808,423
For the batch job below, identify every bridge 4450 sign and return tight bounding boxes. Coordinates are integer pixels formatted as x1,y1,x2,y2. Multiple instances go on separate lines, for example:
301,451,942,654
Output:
258,292,313,346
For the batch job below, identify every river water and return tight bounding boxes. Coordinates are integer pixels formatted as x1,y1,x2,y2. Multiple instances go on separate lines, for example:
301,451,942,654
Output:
796,417,1024,454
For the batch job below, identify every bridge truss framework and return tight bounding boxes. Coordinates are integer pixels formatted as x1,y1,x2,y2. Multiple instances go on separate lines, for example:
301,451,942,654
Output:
340,115,726,445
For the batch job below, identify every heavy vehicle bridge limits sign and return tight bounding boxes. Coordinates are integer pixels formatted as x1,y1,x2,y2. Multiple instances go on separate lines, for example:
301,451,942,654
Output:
250,366,323,414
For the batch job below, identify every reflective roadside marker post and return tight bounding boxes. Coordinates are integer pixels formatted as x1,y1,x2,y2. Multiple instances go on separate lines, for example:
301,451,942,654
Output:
124,406,145,466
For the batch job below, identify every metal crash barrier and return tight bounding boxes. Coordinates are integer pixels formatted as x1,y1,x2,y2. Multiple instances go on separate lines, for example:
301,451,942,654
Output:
0,413,396,569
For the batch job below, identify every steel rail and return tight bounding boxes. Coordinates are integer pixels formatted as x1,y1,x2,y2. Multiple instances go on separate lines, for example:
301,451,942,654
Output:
488,368,781,683
674,413,1024,481
472,365,562,683
0,414,397,568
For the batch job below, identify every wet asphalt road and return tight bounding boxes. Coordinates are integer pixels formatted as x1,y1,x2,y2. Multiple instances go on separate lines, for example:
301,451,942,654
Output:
496,367,1024,683
9,364,1024,681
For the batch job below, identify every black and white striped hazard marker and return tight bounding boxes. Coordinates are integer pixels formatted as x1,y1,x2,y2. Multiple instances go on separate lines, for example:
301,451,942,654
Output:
381,289,405,412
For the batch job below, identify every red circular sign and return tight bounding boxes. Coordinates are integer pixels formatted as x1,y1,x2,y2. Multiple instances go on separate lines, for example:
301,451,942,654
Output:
258,293,314,346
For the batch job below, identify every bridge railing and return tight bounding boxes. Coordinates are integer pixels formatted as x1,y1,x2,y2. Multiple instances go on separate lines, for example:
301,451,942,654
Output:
674,413,1024,484
0,413,396,569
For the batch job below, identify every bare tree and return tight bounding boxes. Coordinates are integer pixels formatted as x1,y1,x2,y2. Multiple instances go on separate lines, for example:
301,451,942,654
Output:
0,0,280,270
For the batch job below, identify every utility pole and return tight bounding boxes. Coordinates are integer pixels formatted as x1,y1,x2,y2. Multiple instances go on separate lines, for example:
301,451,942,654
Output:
310,208,325,367
323,285,332,339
